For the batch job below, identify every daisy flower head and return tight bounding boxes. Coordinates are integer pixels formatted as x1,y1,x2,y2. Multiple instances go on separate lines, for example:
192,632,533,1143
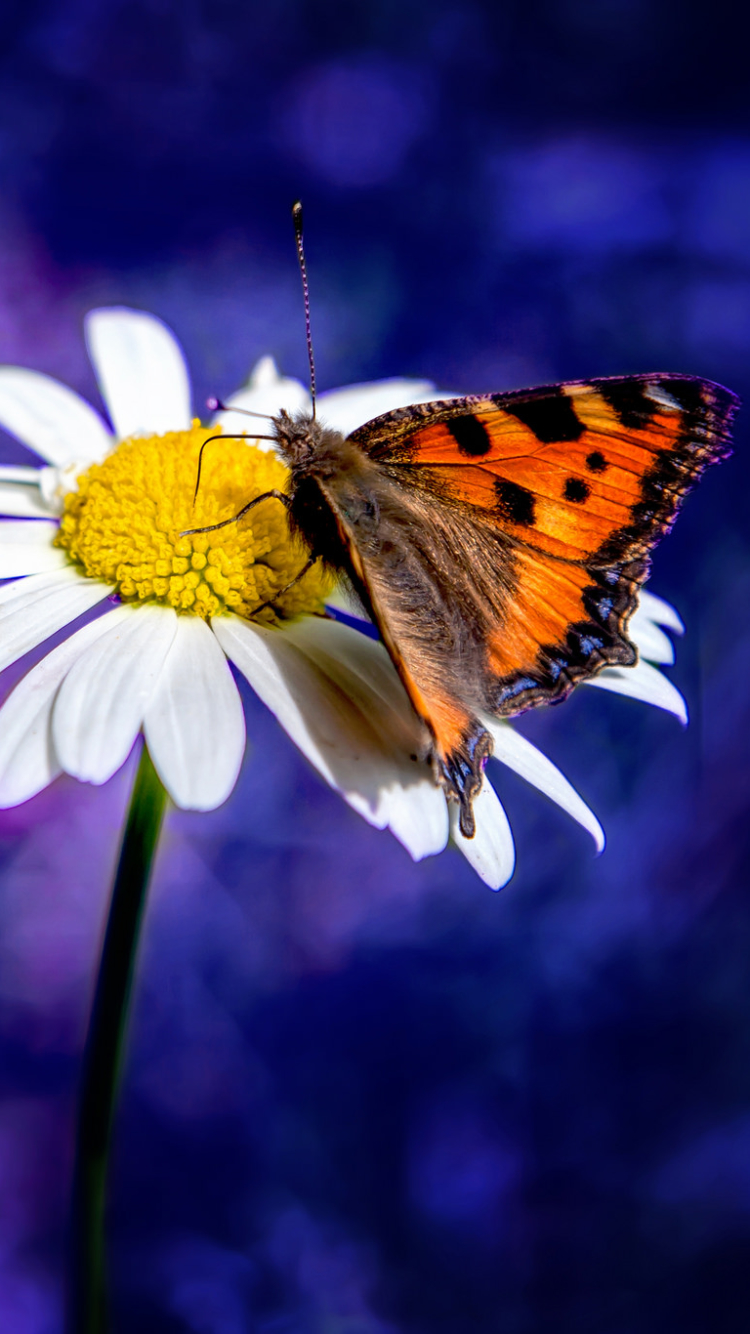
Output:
0,308,688,889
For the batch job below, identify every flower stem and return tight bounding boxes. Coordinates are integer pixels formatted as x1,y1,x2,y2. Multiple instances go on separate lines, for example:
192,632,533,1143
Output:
68,742,168,1334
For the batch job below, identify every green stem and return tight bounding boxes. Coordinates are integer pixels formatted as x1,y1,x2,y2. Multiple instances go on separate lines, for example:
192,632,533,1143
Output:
68,742,168,1334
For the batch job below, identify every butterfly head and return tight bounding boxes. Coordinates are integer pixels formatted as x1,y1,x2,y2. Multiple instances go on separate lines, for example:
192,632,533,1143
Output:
272,408,349,479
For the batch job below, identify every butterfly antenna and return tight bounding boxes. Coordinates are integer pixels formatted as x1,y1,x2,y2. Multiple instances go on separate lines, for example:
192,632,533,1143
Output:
206,396,274,421
192,432,277,506
292,201,317,419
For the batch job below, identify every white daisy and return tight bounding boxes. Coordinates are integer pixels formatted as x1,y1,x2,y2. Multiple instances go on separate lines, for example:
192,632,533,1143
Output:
0,308,687,890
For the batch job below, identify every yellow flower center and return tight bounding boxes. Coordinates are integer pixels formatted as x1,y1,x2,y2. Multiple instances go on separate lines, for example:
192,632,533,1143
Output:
55,422,334,622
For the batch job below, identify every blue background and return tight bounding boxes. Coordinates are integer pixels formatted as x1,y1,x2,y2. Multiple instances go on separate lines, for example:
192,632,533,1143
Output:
1,2,750,1330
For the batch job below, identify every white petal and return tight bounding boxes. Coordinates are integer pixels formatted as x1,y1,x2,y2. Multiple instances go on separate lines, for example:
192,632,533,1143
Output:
277,617,449,857
214,613,448,860
0,483,51,518
482,716,605,852
0,545,66,578
586,660,688,723
247,355,283,388
52,603,178,783
370,762,449,860
85,308,192,439
0,519,58,545
0,465,44,483
0,569,111,673
0,367,112,465
0,520,65,577
318,379,443,437
214,357,310,449
0,565,72,607
144,616,246,810
628,608,675,664
449,777,515,891
0,607,130,806
637,589,685,634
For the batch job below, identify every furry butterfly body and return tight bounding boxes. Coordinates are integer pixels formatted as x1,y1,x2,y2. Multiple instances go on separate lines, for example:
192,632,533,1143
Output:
271,373,737,838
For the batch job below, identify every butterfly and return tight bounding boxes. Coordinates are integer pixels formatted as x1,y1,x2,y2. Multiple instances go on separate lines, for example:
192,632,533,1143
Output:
191,209,738,839
267,374,737,836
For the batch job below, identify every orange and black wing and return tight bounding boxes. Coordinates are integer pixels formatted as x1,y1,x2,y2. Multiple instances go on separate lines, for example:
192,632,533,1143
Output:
338,374,737,833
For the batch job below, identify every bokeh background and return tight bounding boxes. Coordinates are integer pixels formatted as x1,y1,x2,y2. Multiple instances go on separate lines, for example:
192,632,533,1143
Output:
2,1,750,1330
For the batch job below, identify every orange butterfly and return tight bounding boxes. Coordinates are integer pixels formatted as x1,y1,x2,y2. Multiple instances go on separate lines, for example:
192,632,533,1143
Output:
271,373,736,836
193,209,739,839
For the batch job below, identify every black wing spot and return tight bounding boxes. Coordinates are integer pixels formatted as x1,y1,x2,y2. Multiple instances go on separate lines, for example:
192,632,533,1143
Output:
655,377,704,418
586,450,608,473
446,415,492,456
597,380,658,429
564,477,590,503
500,390,585,443
495,478,536,526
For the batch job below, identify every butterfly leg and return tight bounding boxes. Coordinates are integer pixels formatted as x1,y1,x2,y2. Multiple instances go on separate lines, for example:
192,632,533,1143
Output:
180,490,290,537
252,552,322,615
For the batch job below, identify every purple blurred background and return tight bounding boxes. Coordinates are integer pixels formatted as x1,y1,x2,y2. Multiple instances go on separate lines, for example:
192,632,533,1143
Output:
2,2,750,1330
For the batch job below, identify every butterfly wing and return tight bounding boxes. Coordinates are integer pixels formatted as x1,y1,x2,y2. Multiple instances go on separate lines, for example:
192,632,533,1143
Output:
330,374,737,834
